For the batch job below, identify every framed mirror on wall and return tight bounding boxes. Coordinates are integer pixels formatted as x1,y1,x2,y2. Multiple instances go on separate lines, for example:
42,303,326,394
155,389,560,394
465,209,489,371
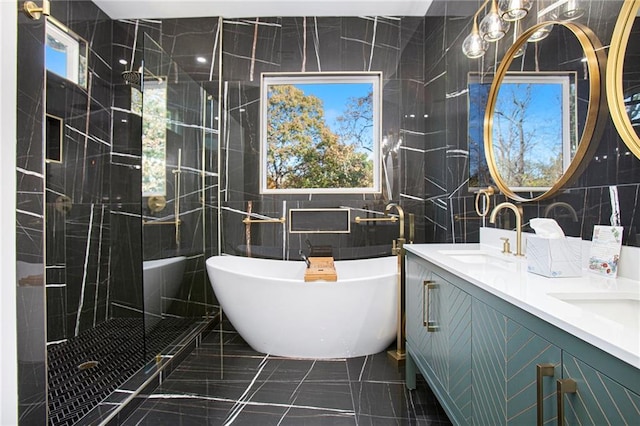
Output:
478,20,607,202
607,0,640,160
469,71,577,192
260,72,382,194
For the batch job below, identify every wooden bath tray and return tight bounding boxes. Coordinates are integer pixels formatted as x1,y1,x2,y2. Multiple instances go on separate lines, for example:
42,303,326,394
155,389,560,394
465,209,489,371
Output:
304,257,337,282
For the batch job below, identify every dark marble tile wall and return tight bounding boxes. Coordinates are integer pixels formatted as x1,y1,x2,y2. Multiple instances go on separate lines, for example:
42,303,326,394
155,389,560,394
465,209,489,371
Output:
15,5,219,425
15,0,111,422
16,2,48,423
109,17,220,320
44,0,113,343
427,0,640,246
110,19,159,322
149,19,220,318
219,17,428,258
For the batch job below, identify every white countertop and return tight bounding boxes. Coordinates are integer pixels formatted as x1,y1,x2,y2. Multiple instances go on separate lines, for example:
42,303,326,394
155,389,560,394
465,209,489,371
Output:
404,243,640,370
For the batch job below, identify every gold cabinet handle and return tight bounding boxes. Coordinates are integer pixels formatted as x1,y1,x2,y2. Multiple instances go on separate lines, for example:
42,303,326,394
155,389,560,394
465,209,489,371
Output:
422,280,439,332
536,364,555,426
556,378,577,426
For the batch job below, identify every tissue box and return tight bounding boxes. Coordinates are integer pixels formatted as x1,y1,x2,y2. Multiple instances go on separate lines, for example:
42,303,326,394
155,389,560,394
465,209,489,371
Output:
526,235,582,278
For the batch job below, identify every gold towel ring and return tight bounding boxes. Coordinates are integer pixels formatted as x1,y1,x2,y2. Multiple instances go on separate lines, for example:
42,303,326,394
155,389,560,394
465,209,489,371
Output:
474,186,495,217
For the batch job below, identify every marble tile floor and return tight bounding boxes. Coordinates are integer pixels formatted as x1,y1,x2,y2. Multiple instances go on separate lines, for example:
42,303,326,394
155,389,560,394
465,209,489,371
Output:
122,321,452,425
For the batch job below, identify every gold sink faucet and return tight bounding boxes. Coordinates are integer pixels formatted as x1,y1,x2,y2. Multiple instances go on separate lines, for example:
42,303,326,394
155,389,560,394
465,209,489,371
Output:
489,202,524,256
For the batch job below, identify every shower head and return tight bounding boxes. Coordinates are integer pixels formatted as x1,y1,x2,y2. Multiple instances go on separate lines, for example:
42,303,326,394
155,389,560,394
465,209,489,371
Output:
121,70,141,86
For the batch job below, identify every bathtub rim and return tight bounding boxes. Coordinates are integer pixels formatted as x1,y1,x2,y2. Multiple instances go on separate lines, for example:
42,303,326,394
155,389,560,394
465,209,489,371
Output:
143,255,187,271
206,254,397,283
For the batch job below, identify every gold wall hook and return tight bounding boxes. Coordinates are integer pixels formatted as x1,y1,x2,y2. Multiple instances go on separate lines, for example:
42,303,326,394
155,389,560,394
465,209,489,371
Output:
22,0,50,20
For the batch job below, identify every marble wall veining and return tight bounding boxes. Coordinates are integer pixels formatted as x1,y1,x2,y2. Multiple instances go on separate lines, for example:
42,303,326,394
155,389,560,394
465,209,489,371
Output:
43,0,114,341
16,4,221,424
219,17,428,259
16,2,50,422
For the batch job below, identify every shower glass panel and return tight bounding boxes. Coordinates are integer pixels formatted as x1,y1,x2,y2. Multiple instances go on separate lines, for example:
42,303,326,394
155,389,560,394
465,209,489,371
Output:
44,29,219,425
45,16,127,424
140,33,218,341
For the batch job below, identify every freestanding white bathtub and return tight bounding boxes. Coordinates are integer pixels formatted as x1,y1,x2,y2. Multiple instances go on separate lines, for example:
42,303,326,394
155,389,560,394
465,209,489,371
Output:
205,255,398,359
143,256,187,321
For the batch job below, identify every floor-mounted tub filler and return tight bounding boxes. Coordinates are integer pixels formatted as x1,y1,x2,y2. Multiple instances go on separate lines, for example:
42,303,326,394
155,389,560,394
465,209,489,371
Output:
206,255,397,358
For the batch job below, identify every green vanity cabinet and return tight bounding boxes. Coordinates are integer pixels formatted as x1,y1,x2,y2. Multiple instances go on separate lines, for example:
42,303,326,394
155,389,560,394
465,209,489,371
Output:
560,352,640,425
472,297,561,425
405,251,640,426
405,253,473,424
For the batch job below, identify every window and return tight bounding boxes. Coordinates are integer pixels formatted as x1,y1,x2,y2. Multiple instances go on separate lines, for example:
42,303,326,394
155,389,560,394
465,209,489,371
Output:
142,82,168,196
45,18,88,88
260,72,382,194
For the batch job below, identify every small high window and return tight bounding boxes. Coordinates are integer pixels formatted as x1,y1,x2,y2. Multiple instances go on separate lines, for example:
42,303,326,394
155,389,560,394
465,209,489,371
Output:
45,18,88,88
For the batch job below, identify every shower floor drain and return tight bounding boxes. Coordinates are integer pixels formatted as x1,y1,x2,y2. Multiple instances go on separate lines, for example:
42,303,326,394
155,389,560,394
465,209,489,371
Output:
77,360,99,371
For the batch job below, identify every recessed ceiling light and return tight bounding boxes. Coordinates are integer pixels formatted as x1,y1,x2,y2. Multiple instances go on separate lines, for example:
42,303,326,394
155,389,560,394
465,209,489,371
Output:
119,59,128,65
196,56,207,63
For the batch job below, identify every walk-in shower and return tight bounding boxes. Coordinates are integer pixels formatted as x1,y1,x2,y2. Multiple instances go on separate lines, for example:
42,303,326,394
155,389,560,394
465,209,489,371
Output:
44,28,220,425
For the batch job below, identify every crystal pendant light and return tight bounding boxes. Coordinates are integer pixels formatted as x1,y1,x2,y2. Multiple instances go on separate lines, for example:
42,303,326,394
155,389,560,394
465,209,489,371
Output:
555,0,584,21
480,0,510,42
462,19,489,58
527,0,554,42
528,22,553,42
498,0,532,21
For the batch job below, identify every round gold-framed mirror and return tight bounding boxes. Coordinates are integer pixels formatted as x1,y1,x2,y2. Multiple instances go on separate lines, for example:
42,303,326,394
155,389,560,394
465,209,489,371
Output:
483,21,607,202
607,0,640,159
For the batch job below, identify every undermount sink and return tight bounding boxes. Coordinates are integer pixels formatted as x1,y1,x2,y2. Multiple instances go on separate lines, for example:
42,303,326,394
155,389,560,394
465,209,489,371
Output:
548,292,640,330
437,249,520,270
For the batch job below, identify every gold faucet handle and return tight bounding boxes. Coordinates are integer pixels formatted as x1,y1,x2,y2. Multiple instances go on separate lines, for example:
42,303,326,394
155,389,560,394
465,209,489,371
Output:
391,240,399,255
500,237,511,254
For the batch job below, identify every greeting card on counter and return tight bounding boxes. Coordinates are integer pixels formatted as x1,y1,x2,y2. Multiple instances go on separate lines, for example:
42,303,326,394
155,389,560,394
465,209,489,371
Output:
588,226,623,277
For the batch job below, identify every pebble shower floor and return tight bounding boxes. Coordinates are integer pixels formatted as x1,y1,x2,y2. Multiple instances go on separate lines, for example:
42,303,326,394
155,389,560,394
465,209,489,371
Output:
47,317,197,426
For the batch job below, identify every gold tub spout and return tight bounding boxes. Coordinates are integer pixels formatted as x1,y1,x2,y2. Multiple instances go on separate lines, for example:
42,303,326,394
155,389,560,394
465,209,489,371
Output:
384,203,405,241
489,202,524,256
